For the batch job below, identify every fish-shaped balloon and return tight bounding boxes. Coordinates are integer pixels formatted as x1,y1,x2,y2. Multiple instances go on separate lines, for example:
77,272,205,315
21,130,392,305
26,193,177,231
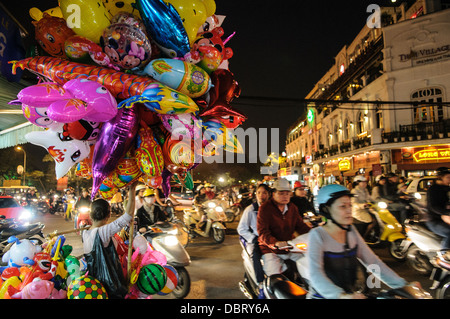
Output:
117,82,199,114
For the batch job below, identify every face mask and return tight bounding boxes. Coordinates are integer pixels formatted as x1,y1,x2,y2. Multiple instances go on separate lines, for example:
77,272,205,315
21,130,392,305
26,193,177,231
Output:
144,197,154,205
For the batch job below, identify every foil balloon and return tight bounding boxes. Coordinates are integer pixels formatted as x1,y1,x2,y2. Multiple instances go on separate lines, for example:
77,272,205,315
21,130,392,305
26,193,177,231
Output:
100,13,152,71
138,104,161,126
29,6,63,21
200,0,216,19
198,14,224,34
103,0,142,19
64,35,111,66
117,82,199,114
110,151,142,189
159,113,200,140
134,0,190,58
166,0,208,47
25,129,91,179
191,27,233,74
98,177,118,200
200,69,246,129
32,13,76,58
142,58,211,98
91,106,140,198
10,57,158,100
162,138,195,170
202,118,243,154
75,145,94,178
140,175,163,188
46,79,118,123
135,123,164,177
59,0,111,43
61,120,102,141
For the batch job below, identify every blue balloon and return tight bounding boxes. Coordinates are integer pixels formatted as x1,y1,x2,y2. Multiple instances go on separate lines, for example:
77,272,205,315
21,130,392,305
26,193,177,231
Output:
135,0,190,58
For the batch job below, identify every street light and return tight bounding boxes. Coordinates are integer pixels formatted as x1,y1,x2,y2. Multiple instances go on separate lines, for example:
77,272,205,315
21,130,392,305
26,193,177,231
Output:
15,146,26,186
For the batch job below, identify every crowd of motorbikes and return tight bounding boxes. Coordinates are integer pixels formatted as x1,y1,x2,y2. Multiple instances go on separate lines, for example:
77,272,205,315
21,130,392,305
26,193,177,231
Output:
2,181,450,299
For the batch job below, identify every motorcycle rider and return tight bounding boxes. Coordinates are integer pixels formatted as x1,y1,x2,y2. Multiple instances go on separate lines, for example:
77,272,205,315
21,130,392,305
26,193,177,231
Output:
136,188,167,233
351,175,376,241
193,185,208,229
426,167,450,249
290,181,316,216
237,184,271,298
110,189,124,216
257,178,311,278
371,175,387,202
204,183,216,200
382,172,407,224
135,184,147,211
74,188,92,211
307,184,408,299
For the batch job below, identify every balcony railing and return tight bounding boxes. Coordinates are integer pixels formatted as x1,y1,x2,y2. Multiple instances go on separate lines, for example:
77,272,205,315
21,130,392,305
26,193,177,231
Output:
382,120,450,142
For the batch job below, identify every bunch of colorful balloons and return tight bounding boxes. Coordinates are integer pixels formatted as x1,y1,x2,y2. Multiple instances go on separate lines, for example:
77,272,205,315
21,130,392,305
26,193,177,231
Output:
10,0,246,199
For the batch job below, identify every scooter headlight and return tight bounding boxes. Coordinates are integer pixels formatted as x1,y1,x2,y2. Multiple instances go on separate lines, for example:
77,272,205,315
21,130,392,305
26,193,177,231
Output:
377,202,388,209
167,228,178,235
208,202,216,208
158,235,179,246
79,207,90,213
215,206,224,213
19,209,32,222
414,192,422,200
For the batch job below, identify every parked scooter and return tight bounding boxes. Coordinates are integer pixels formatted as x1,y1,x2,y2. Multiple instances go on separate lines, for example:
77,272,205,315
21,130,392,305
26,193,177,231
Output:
354,202,407,261
139,221,191,299
0,216,45,258
183,199,227,243
429,250,450,299
49,194,64,215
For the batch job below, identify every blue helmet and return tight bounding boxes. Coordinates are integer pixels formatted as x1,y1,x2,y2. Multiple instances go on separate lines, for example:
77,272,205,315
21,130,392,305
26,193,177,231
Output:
317,184,353,207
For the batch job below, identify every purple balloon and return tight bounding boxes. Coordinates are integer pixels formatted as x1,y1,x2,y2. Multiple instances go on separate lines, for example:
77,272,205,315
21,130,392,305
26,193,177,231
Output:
161,168,172,198
91,106,139,198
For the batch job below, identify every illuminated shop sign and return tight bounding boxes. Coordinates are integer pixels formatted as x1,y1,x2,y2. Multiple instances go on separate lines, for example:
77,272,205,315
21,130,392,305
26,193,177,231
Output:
338,160,351,171
413,148,450,162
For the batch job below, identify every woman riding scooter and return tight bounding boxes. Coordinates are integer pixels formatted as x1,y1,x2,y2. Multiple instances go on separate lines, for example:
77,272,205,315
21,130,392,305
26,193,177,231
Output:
351,175,377,242
307,184,415,299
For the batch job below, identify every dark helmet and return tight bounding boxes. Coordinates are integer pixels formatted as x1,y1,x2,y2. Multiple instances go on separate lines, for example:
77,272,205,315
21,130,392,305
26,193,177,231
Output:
437,167,450,177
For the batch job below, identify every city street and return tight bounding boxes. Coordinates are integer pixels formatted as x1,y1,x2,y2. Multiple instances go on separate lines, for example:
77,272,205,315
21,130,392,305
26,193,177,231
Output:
32,211,435,299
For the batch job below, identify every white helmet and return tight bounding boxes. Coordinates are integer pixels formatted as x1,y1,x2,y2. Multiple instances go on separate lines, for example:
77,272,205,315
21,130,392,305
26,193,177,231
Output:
354,175,367,183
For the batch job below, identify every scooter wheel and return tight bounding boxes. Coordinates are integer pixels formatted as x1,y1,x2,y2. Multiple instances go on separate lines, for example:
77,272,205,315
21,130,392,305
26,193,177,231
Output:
171,266,191,299
406,244,433,275
436,278,450,299
389,239,407,261
212,228,225,244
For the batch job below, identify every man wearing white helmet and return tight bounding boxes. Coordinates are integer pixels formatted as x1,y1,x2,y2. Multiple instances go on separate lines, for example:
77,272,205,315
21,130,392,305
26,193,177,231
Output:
257,178,311,277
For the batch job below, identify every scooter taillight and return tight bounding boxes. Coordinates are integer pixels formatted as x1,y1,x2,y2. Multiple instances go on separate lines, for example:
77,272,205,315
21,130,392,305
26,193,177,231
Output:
296,243,307,251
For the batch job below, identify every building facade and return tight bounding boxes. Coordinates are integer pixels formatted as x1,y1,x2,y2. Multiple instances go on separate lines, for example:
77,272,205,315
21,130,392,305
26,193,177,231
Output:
282,1,450,189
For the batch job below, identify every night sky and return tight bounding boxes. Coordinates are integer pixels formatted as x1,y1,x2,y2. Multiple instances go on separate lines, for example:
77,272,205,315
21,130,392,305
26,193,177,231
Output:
1,0,398,179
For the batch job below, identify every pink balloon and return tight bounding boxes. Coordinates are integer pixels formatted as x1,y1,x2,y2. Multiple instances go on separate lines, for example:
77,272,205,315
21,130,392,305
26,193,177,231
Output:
91,106,139,198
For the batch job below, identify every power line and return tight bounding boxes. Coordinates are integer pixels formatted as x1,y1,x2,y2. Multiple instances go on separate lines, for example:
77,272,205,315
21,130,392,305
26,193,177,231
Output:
234,95,450,110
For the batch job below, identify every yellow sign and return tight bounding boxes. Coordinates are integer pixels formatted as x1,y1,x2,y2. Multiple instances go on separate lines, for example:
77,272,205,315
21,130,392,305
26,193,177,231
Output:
339,160,351,171
413,148,450,162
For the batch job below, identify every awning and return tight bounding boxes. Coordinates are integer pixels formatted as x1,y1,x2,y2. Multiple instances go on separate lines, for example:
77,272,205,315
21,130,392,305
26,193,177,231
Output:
0,122,42,149
343,169,359,177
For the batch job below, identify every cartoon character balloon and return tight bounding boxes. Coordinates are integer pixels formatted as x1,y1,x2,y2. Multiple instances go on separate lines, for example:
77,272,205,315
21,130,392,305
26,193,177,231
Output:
59,0,111,43
33,13,76,58
46,79,118,123
25,129,91,179
100,12,152,71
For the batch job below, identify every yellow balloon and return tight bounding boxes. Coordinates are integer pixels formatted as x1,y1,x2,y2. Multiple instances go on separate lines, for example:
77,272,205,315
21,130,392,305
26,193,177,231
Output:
29,6,63,21
166,0,208,46
59,0,111,43
200,0,216,17
102,0,141,20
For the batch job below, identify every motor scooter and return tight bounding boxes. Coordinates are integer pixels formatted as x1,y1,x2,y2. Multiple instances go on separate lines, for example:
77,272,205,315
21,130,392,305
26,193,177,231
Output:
354,202,407,261
183,199,227,244
239,232,310,299
136,221,192,299
0,216,45,259
73,206,92,234
429,250,450,299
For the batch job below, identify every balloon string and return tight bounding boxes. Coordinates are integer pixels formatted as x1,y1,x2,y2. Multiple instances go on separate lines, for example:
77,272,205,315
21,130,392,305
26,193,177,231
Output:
223,32,236,45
